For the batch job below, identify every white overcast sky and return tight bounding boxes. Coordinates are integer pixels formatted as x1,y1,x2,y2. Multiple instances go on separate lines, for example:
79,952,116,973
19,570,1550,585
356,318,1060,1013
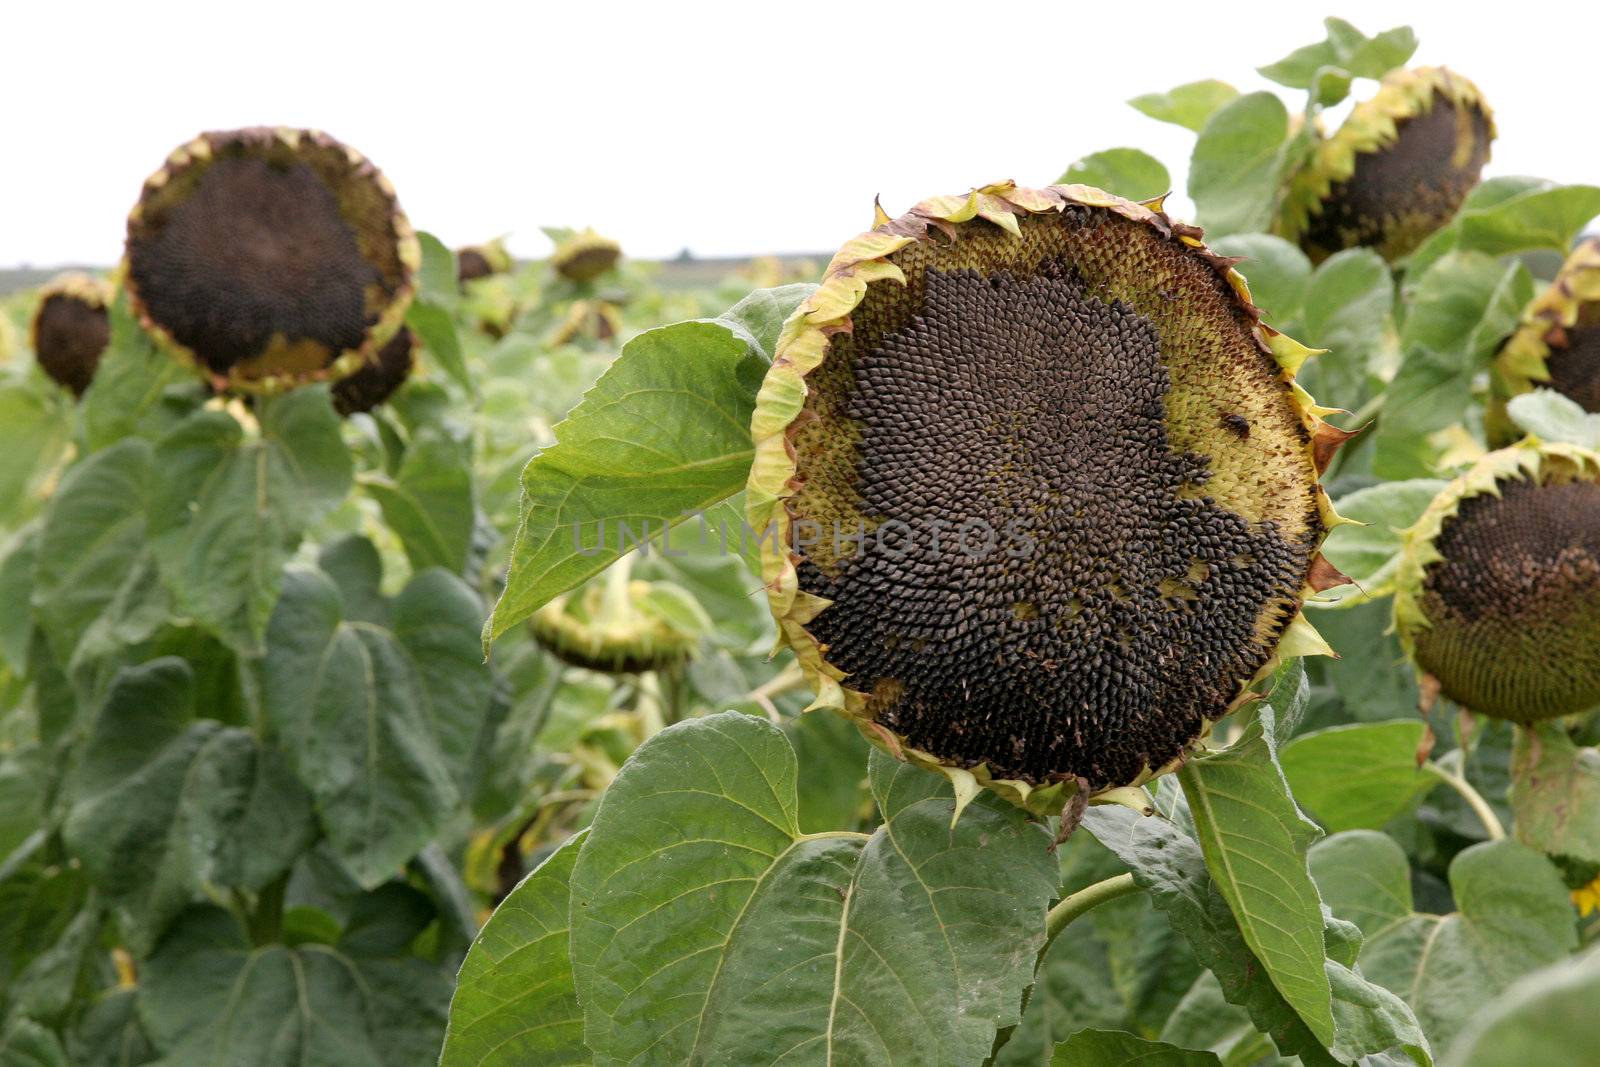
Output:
4,1,1597,267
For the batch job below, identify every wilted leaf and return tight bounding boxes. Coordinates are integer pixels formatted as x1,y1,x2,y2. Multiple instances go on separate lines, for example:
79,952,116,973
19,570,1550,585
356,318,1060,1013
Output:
441,832,588,1067
1509,725,1600,865
568,712,1056,1066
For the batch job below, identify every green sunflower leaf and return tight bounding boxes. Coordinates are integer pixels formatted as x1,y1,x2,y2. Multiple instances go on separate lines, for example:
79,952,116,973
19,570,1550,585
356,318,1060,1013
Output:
1318,479,1447,604
1128,80,1240,133
485,284,814,648
1189,92,1292,238
1057,149,1171,203
1509,725,1600,866
1310,832,1576,1057
1443,949,1600,1067
1050,1030,1220,1067
1280,722,1440,831
567,711,1057,1066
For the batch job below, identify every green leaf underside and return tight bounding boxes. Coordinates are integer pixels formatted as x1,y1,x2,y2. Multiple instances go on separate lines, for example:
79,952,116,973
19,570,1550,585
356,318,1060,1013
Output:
1188,92,1291,238
441,832,589,1066
1310,832,1576,1056
485,284,814,647
1281,722,1439,831
1180,714,1335,1044
567,712,1057,1066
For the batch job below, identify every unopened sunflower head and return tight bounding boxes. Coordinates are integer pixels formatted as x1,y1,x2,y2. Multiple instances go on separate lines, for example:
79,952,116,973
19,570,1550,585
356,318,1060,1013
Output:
1395,441,1600,722
331,326,416,416
551,229,622,284
123,127,419,394
747,181,1352,815
1276,67,1494,264
1490,237,1600,444
29,272,112,397
530,576,707,674
457,239,513,284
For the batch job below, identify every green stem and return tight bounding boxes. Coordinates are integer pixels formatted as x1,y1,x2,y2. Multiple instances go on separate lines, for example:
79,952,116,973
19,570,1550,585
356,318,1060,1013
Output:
1044,872,1141,947
1425,762,1506,841
247,871,289,946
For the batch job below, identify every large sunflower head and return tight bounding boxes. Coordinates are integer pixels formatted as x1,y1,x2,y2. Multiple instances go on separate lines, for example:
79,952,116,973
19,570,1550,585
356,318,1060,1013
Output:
29,272,112,397
1490,237,1600,444
123,127,419,394
331,326,416,417
748,182,1350,815
1395,441,1600,722
1276,67,1494,264
551,229,622,284
457,239,513,284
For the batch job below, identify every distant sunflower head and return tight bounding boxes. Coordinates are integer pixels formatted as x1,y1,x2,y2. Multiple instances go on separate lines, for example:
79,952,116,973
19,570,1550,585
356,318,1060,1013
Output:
748,181,1351,814
544,299,621,348
1276,67,1494,264
1395,442,1600,722
123,127,419,394
551,229,622,283
530,576,706,674
1490,237,1600,444
331,326,415,416
29,272,112,397
457,239,513,284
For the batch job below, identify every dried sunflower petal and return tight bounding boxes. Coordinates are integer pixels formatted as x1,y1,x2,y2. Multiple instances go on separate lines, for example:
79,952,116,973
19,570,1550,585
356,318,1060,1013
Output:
748,181,1348,814
29,272,112,397
1490,237,1600,444
1395,441,1600,721
123,127,419,394
1276,67,1494,263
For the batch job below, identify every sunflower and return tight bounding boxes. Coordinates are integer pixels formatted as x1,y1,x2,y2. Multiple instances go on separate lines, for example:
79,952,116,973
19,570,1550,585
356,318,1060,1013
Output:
123,127,418,393
747,182,1351,814
29,272,112,397
1490,237,1600,444
551,229,621,284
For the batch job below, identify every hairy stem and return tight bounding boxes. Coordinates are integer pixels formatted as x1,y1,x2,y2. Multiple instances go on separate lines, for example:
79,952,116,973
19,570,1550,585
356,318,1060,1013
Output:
1044,872,1141,948
1426,762,1506,841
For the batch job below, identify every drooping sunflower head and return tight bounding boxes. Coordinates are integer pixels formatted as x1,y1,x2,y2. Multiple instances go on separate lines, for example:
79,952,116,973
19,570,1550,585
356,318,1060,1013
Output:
1276,67,1494,264
748,182,1350,814
545,298,621,348
457,239,513,284
1490,237,1600,444
29,272,112,397
551,229,622,284
530,577,707,674
123,127,419,393
1395,441,1600,722
331,326,416,417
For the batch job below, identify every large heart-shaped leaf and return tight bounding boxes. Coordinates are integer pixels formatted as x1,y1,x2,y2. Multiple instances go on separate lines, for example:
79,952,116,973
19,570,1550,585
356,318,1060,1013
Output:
486,285,814,646
1310,831,1576,1054
568,712,1057,1066
60,658,313,953
1188,93,1291,237
441,831,589,1066
260,562,491,887
140,900,450,1066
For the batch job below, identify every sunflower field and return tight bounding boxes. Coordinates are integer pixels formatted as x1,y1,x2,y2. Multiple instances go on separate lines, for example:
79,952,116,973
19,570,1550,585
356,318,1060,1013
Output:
2,15,1599,1067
